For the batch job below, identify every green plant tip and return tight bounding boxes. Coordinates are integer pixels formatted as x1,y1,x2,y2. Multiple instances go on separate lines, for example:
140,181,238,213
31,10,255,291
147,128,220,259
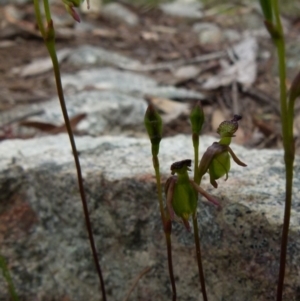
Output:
190,101,204,134
62,0,83,22
144,104,163,155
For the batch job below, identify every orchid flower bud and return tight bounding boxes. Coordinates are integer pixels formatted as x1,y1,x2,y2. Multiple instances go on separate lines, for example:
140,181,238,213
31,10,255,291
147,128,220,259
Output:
62,0,83,22
217,114,241,145
144,104,162,157
190,101,204,135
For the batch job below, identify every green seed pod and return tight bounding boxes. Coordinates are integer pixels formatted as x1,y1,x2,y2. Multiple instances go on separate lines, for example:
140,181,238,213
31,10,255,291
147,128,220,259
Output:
172,182,197,220
208,151,230,188
144,104,163,156
190,101,204,135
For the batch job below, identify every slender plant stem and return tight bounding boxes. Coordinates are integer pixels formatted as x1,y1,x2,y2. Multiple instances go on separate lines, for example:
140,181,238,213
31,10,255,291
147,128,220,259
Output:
271,1,295,300
153,155,177,301
43,0,51,22
192,133,208,300
193,133,200,185
192,213,208,301
33,1,107,300
33,0,45,37
153,156,166,223
47,39,107,301
277,162,293,301
165,232,177,301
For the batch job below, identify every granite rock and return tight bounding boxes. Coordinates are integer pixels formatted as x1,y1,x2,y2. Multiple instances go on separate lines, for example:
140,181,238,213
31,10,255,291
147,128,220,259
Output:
0,91,147,137
67,45,143,69
0,134,299,301
61,67,204,99
159,0,203,19
192,22,222,45
101,3,139,26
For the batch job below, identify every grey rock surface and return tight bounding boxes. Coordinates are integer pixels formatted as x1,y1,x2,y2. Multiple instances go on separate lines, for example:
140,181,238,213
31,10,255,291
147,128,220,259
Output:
61,67,204,99
0,134,299,301
0,91,147,137
192,22,222,45
159,0,203,18
101,3,139,26
67,45,143,69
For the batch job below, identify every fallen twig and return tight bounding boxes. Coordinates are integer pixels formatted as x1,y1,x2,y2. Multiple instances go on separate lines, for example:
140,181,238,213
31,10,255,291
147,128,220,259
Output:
121,51,226,72
122,266,152,301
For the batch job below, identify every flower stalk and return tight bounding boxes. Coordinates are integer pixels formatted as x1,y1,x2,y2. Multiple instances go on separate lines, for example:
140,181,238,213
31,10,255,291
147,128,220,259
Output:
33,1,107,300
144,104,177,301
259,0,297,299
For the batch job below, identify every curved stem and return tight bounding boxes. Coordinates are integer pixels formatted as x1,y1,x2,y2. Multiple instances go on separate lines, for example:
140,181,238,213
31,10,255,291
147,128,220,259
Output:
192,134,208,300
192,213,208,301
271,1,295,300
33,0,45,37
43,0,51,22
33,1,107,299
276,160,293,301
122,266,151,301
166,232,177,301
46,41,107,301
153,155,177,301
192,133,200,184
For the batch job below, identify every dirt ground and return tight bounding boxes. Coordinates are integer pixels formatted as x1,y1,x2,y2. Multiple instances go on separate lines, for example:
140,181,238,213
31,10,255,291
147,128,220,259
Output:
1,1,300,153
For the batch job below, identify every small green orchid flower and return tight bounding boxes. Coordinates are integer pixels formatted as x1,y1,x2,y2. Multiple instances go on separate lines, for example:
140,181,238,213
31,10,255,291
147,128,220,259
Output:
198,115,247,188
165,159,220,231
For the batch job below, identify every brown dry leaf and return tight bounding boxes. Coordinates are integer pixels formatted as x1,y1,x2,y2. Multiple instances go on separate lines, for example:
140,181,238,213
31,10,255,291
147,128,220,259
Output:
20,113,86,134
202,37,258,89
147,96,189,123
151,25,177,34
4,5,41,39
141,31,159,41
19,121,57,132
92,28,118,38
252,117,274,137
4,5,25,22
211,109,227,132
11,48,72,77
233,125,245,145
173,65,200,79
0,40,15,48
61,113,86,133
